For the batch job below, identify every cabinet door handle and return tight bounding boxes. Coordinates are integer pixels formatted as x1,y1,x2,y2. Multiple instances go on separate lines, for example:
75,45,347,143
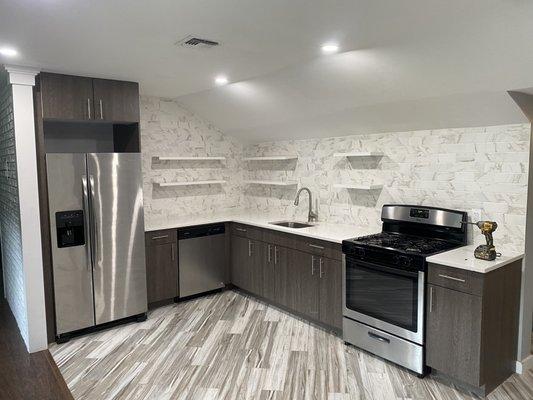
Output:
151,235,169,240
308,243,324,250
274,246,278,265
248,240,253,257
429,286,434,313
311,255,315,275
368,331,390,344
87,98,91,119
235,227,247,232
438,274,466,283
267,244,272,263
171,244,175,261
99,99,103,120
319,258,324,278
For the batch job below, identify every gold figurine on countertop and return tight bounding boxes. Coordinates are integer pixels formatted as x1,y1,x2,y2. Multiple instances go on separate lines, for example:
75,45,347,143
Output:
465,220,500,261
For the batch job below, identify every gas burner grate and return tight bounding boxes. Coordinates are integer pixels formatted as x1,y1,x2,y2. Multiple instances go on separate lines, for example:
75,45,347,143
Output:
350,232,458,256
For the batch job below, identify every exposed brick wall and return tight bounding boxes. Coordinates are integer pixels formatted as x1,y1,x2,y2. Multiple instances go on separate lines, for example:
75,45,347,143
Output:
0,68,27,343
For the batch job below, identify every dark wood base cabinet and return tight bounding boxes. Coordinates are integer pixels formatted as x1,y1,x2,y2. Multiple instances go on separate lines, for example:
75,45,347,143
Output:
144,223,342,332
145,230,178,305
426,261,522,396
230,224,343,331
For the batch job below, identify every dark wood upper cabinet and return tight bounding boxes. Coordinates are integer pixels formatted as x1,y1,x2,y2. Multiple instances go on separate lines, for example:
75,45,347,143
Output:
93,79,140,123
40,73,94,121
39,73,139,123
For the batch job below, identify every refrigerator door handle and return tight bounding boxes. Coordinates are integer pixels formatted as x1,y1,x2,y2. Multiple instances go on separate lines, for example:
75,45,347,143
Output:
81,175,93,270
89,174,98,268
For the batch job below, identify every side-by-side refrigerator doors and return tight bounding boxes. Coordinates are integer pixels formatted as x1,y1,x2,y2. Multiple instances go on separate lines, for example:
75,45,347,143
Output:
47,153,95,335
87,153,147,325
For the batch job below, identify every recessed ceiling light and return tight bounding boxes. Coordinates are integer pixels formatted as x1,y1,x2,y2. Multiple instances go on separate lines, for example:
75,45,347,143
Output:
321,43,339,54
215,75,229,85
0,47,18,57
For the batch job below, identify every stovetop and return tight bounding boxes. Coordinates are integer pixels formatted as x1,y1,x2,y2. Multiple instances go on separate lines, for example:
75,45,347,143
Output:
346,232,460,256
342,232,464,272
342,205,468,272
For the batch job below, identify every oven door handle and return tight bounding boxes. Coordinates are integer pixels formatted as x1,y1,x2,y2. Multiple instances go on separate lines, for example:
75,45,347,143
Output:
346,256,419,278
368,331,391,344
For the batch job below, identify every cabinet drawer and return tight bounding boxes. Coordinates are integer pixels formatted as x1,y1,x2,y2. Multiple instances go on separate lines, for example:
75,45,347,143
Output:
262,229,294,248
428,263,484,296
292,235,342,261
146,229,177,245
231,223,263,240
262,228,341,260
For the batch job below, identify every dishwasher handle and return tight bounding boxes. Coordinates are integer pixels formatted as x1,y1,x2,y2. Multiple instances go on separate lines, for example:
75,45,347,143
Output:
178,223,225,240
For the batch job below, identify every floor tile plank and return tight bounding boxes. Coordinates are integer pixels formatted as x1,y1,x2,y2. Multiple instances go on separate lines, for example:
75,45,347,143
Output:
50,290,533,400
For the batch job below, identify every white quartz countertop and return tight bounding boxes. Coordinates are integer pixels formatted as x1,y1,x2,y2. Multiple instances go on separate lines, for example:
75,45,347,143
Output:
145,212,378,244
426,245,523,273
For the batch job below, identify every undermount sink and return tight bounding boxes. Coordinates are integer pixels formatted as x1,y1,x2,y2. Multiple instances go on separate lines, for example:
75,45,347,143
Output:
269,221,314,229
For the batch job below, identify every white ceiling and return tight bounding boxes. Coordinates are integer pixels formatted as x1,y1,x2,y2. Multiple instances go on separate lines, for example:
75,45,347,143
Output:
1,0,532,141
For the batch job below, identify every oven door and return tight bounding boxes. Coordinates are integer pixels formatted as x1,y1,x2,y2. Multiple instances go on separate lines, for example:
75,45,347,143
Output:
342,254,424,344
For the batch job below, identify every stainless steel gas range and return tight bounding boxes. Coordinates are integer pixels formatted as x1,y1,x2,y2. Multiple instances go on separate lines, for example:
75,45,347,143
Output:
342,205,467,375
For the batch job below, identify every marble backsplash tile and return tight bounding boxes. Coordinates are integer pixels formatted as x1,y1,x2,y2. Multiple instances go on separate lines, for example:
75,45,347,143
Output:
140,95,530,252
140,96,244,220
243,124,531,252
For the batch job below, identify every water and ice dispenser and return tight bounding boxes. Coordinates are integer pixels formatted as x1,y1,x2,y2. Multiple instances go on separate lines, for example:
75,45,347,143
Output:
55,210,85,248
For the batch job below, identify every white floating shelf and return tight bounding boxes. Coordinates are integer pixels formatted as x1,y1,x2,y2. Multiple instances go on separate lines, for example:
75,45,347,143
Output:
333,152,383,158
154,180,226,187
153,156,226,161
334,184,383,190
243,156,298,161
244,180,298,186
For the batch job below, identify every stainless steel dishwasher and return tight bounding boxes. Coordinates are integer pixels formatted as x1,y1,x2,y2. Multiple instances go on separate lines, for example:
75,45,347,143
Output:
178,224,226,298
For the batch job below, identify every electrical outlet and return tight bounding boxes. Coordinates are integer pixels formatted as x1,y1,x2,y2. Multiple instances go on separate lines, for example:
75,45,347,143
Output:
470,209,482,223
468,209,483,245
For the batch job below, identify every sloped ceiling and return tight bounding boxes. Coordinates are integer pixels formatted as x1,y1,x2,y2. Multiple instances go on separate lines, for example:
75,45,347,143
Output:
1,0,532,141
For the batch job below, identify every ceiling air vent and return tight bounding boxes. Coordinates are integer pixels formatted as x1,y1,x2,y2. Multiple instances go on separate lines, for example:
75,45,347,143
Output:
176,35,220,49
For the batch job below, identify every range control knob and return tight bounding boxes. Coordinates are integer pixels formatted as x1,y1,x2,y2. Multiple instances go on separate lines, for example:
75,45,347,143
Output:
356,248,366,258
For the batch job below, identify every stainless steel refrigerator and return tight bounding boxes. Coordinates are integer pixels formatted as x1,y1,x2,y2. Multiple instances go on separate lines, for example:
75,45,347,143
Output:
46,153,147,338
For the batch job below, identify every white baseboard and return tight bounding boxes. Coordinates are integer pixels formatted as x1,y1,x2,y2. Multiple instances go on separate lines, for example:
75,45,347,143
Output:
515,354,533,374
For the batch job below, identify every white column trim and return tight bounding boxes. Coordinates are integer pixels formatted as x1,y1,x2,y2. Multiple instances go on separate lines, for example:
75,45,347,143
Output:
7,66,48,353
4,65,38,86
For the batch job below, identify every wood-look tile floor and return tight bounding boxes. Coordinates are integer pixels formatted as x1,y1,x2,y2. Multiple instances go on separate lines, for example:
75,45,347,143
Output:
50,290,533,400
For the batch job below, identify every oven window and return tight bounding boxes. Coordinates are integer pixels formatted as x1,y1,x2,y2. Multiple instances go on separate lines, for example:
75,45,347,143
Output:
345,260,418,332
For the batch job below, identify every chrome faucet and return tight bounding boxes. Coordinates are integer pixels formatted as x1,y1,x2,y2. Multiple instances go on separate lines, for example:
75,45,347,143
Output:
294,187,318,223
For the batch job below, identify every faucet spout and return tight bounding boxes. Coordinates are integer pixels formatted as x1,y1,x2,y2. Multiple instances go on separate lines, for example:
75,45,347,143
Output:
294,187,318,223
